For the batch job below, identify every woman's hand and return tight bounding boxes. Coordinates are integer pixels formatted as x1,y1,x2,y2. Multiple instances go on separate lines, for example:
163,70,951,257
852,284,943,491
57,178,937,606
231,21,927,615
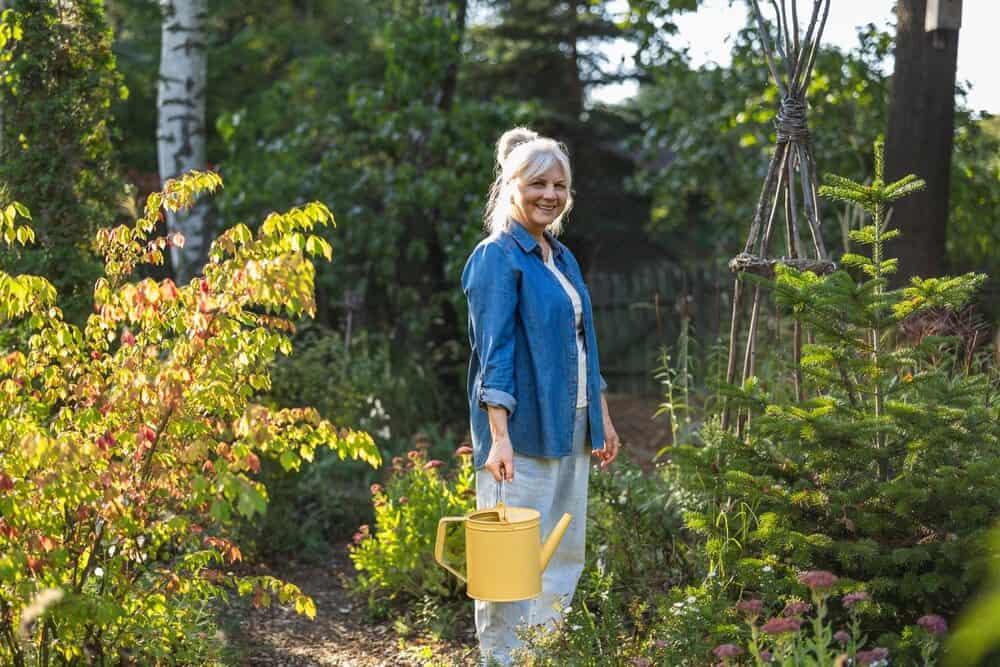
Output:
592,394,620,468
485,435,514,482
485,405,514,481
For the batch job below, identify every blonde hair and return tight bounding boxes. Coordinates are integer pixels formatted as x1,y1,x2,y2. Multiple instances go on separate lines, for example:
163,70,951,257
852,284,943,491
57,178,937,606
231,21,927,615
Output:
483,127,574,237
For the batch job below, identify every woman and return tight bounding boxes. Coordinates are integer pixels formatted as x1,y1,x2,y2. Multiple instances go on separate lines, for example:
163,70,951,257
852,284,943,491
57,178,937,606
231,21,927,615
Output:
461,127,621,665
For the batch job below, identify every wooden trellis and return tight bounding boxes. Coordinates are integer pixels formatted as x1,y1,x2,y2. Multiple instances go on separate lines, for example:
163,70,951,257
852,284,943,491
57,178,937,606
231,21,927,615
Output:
722,0,836,430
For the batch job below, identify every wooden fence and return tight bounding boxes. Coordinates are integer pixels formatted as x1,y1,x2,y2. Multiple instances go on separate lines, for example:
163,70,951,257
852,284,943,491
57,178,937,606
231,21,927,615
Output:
589,261,728,395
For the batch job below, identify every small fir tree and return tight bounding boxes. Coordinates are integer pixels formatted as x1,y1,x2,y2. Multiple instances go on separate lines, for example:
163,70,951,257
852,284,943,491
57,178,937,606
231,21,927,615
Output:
673,141,998,648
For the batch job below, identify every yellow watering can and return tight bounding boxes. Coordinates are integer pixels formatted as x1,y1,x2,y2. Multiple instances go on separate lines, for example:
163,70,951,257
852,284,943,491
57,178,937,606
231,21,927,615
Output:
434,481,572,602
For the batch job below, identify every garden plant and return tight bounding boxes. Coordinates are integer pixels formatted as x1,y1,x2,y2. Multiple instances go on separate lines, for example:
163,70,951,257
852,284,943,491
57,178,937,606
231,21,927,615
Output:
0,173,379,664
668,142,998,661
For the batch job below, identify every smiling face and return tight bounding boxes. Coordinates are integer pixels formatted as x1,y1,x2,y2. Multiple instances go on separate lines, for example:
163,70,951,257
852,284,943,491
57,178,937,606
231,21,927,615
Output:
511,162,569,232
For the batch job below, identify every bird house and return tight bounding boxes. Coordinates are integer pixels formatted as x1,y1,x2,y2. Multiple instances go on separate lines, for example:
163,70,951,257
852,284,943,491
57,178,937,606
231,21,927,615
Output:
925,0,962,31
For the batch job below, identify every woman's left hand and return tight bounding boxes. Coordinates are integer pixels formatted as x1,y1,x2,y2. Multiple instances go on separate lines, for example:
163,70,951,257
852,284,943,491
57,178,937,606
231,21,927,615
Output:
593,395,620,468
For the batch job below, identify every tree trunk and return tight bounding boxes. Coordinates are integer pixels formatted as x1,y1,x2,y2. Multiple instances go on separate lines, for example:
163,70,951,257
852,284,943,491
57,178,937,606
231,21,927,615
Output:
437,0,467,113
884,0,960,281
157,0,208,285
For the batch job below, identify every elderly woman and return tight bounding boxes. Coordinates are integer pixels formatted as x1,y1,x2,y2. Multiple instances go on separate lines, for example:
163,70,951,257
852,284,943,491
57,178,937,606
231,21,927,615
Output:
461,127,621,665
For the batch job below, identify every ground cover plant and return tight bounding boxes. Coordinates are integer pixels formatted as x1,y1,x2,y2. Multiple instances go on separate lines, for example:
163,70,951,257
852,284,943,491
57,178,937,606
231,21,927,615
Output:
0,173,379,664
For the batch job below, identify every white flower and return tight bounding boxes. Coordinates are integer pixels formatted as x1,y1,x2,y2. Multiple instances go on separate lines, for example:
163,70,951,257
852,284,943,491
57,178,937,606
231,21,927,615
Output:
762,565,773,573
108,545,116,556
93,567,104,578
686,596,697,604
673,602,684,608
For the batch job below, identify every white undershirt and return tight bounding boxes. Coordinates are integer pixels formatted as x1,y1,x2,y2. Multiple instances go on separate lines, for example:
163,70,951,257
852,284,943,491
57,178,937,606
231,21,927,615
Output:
543,249,588,408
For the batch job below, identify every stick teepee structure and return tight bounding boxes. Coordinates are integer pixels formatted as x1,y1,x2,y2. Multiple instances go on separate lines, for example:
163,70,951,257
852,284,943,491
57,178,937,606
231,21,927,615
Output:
723,0,836,430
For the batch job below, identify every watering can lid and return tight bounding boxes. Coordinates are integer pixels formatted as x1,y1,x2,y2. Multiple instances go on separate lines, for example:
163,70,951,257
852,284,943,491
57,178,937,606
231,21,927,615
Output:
468,504,539,525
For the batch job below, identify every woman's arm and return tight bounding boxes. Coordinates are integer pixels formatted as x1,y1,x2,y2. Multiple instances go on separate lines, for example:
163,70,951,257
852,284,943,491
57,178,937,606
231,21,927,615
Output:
462,242,519,481
484,405,515,482
592,391,620,468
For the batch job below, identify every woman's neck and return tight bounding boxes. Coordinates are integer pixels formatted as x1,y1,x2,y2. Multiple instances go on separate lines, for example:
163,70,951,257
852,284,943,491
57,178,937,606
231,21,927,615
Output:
511,215,546,243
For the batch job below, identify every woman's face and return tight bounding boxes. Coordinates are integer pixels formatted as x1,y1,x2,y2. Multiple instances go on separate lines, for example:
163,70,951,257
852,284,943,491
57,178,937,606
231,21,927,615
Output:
511,162,568,230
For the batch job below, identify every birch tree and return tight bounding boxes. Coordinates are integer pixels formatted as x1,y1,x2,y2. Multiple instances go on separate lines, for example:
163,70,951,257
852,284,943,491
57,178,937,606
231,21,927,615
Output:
157,0,208,284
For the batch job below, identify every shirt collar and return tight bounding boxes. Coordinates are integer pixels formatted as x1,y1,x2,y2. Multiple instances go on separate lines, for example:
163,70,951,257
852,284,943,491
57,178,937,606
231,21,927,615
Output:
509,219,564,258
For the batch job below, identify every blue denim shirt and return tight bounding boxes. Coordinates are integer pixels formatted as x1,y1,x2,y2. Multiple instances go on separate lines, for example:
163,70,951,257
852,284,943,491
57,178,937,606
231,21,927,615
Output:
462,222,607,469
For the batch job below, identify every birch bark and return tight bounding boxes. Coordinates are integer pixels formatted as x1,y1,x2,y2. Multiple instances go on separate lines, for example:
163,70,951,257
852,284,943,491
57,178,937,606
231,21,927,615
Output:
157,0,208,284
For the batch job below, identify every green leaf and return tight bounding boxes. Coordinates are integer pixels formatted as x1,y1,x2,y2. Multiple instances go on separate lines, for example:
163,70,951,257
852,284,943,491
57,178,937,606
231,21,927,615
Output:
279,450,300,471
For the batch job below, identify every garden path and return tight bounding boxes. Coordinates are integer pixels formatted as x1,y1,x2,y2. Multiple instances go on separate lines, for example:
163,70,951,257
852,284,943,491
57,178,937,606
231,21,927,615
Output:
232,394,669,666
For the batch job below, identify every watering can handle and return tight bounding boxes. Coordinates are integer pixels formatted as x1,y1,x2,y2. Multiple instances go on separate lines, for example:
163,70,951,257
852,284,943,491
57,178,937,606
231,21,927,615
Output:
434,516,467,583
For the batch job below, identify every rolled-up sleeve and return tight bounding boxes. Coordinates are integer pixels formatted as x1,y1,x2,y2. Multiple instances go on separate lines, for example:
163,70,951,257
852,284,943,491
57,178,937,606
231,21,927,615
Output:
462,242,518,416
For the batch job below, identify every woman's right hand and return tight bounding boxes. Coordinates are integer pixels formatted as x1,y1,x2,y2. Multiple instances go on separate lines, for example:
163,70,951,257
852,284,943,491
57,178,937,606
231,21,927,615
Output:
485,435,514,482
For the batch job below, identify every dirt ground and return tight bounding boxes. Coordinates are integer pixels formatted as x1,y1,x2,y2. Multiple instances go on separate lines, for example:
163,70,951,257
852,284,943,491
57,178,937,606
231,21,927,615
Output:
231,394,670,666
229,552,479,667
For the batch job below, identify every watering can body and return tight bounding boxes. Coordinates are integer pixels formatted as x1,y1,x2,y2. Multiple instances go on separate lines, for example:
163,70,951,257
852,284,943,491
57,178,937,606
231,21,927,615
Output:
435,504,572,602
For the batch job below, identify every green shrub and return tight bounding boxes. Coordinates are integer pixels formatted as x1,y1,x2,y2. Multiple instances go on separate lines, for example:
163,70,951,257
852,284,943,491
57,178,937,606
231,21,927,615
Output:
349,443,475,621
520,461,704,665
239,330,397,560
0,0,127,324
0,174,379,664
672,143,1000,636
587,460,692,596
245,328,471,560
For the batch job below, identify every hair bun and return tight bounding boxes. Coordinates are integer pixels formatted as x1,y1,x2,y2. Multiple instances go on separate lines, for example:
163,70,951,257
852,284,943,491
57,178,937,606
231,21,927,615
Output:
496,127,539,164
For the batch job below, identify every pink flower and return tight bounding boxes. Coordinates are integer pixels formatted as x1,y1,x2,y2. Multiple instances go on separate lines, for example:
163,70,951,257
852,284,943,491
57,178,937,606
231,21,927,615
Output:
759,650,772,662
712,644,743,658
917,614,948,637
834,630,851,645
454,445,474,457
782,601,812,617
760,617,801,635
856,647,889,665
398,496,409,505
736,598,764,617
798,570,838,590
423,459,444,470
842,591,870,608
370,483,383,495
121,330,136,346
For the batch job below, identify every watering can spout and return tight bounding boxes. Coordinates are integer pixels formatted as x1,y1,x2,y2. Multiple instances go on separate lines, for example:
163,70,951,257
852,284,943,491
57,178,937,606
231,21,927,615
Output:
540,513,572,572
